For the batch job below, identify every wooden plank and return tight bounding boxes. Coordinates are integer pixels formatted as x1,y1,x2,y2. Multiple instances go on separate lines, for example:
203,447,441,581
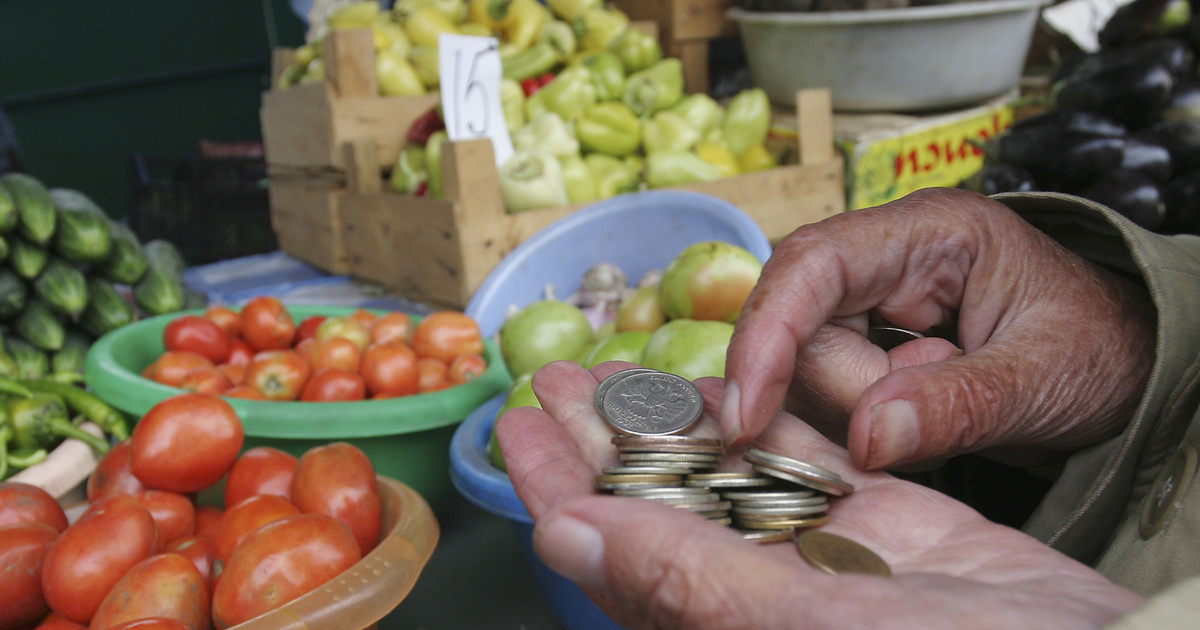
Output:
267,178,349,274
261,84,337,170
324,28,377,98
343,138,381,195
797,88,835,166
671,0,737,41
673,40,710,95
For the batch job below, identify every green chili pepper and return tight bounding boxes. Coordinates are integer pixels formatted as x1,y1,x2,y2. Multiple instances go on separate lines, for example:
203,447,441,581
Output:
642,110,701,153
525,66,597,121
578,51,626,102
584,153,640,199
722,87,772,159
10,392,110,456
513,112,581,158
671,93,725,137
575,101,642,157
21,379,130,442
390,146,428,195
559,154,599,204
608,26,662,74
426,131,450,199
644,149,724,189
623,58,685,118
499,150,570,213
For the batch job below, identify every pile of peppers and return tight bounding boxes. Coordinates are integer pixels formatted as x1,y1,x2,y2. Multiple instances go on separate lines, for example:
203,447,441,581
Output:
0,374,129,480
365,0,777,213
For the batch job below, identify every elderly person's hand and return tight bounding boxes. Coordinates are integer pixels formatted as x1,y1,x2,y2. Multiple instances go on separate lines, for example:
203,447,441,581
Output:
497,360,1145,630
721,188,1156,471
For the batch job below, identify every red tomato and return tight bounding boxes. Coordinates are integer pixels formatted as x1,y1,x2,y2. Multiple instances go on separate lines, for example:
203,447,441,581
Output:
132,490,196,550
359,342,419,398
40,493,157,624
295,315,325,343
223,385,267,400
34,611,88,629
106,619,192,630
210,514,361,630
86,440,146,503
212,494,301,570
448,352,487,384
411,311,484,363
129,393,244,494
216,363,245,386
163,315,230,364
293,337,316,361
146,351,214,389
369,311,414,346
300,367,366,402
308,337,362,374
178,365,234,396
0,522,58,629
204,305,242,339
0,482,68,533
88,553,209,630
350,308,377,326
193,506,224,538
244,350,310,401
416,357,449,393
223,447,298,509
165,534,215,586
239,296,295,352
290,442,381,555
314,315,370,351
223,339,254,367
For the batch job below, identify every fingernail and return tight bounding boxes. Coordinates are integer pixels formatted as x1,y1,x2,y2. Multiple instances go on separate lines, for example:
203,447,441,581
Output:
869,399,920,467
720,382,743,445
534,514,606,588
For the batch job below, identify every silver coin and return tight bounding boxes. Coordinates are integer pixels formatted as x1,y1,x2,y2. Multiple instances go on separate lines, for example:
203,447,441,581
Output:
601,465,695,476
721,489,816,501
643,493,723,506
744,450,854,496
685,472,775,489
615,442,725,456
621,452,723,464
598,370,705,436
750,464,852,497
741,529,797,544
594,473,685,484
709,516,734,526
670,500,733,513
867,325,925,351
727,495,829,509
732,503,829,517
734,514,830,530
594,368,657,411
614,486,714,498
595,478,684,491
612,434,723,448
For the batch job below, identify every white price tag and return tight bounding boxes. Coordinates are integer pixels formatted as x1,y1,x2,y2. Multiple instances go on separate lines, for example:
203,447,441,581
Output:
438,33,514,167
1042,0,1128,53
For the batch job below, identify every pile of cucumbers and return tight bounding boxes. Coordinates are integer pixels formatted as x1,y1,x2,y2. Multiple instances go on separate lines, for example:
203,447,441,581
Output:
967,0,1200,235
0,172,191,380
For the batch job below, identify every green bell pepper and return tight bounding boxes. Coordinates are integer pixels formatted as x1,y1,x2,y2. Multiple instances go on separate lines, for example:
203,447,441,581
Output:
513,111,581,158
671,93,725,136
608,26,662,74
643,149,724,189
642,110,701,153
573,6,629,52
623,58,685,118
502,42,563,81
579,50,626,102
389,146,428,194
525,66,597,121
538,19,577,57
559,154,599,204
584,153,640,199
501,77,527,136
548,0,600,22
575,101,642,157
499,150,569,212
722,87,772,159
426,131,449,199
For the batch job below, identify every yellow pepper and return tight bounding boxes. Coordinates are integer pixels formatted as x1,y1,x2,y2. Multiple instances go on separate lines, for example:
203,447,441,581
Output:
376,49,427,96
408,46,441,87
548,0,601,23
373,21,412,57
326,1,380,28
737,143,778,173
493,0,552,55
404,5,459,48
696,142,740,178
458,22,493,37
466,0,501,30
573,6,629,52
394,0,465,24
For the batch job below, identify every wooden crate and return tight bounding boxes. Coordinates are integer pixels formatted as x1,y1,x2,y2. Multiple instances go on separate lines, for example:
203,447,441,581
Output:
338,89,844,309
611,0,738,95
267,176,349,274
260,28,440,173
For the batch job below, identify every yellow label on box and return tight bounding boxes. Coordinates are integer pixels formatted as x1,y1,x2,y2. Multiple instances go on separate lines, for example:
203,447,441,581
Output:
842,104,1014,210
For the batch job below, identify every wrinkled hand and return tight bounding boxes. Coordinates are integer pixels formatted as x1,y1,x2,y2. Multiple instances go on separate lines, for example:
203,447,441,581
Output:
722,188,1156,471
497,360,1144,630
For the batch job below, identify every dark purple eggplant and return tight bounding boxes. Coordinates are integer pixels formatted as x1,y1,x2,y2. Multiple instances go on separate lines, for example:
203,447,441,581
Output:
1009,108,1128,137
1078,169,1166,230
1053,61,1175,130
1163,81,1200,120
1135,118,1200,175
962,163,1039,196
1121,137,1174,182
1100,0,1191,48
990,126,1127,187
1159,169,1200,233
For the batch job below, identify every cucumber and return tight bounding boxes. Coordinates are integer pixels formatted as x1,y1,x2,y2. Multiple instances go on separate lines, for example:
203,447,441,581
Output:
13,298,65,351
48,188,113,264
95,221,148,285
9,237,48,280
80,277,136,337
132,239,186,316
32,257,89,320
0,173,57,245
51,327,91,376
6,338,49,381
0,269,28,320
0,183,16,232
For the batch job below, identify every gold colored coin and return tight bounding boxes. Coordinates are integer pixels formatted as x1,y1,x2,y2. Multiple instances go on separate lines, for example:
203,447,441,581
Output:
796,531,892,577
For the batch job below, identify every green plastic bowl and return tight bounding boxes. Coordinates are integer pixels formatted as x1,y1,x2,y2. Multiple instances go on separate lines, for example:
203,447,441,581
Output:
84,306,511,510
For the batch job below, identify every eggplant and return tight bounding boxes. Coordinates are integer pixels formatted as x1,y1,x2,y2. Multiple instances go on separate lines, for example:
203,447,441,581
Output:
1099,0,1191,48
1136,118,1200,175
961,164,1038,196
1121,137,1174,182
1163,81,1200,120
990,126,1127,187
1159,169,1200,233
1078,169,1166,230
1009,108,1128,137
1053,60,1175,130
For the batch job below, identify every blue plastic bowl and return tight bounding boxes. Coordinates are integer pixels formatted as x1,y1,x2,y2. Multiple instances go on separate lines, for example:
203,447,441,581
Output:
453,191,774,629
465,190,774,336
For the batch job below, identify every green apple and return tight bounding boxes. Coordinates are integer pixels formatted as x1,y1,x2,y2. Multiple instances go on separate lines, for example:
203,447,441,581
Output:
582,330,652,368
659,241,763,323
641,318,734,380
488,374,542,471
499,299,596,377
